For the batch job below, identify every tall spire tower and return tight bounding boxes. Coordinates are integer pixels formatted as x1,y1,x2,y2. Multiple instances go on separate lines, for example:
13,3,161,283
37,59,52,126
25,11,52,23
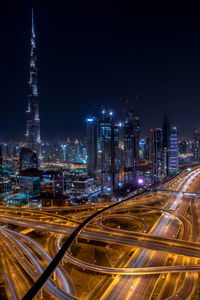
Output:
25,9,42,165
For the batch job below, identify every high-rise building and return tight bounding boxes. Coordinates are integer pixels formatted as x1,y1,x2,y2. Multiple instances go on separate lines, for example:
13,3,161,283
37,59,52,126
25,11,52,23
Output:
0,144,3,178
169,127,178,174
179,138,189,154
193,130,200,163
19,176,40,202
74,139,80,162
150,128,162,182
100,110,119,193
86,117,98,177
40,171,64,198
144,137,151,161
66,138,74,163
20,147,38,172
25,10,42,165
162,114,170,176
124,110,140,185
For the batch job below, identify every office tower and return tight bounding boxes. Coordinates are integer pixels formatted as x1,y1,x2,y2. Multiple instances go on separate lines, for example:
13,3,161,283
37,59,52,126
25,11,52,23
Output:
179,138,188,154
74,139,80,162
25,10,42,165
61,144,67,162
19,176,40,202
144,137,151,161
81,146,87,163
0,145,2,177
41,171,64,198
162,114,170,176
66,138,73,163
150,128,162,182
124,109,140,185
100,110,119,193
86,117,98,177
169,127,178,174
193,130,200,163
20,147,38,172
139,139,146,159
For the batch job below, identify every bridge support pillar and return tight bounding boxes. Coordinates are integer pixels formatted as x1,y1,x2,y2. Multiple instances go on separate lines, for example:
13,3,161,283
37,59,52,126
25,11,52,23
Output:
39,289,43,299
53,271,56,281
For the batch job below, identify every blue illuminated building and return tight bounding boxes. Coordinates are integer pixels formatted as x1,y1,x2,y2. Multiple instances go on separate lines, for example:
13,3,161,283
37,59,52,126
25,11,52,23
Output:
169,126,178,174
86,117,98,177
19,176,40,202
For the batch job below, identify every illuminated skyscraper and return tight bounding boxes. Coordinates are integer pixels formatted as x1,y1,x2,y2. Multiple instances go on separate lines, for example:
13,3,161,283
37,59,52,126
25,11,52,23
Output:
169,127,178,174
86,117,98,177
150,128,162,182
124,109,140,185
20,147,38,172
0,145,2,178
74,139,80,162
162,114,170,176
193,130,200,163
100,110,119,193
25,10,42,165
179,138,189,154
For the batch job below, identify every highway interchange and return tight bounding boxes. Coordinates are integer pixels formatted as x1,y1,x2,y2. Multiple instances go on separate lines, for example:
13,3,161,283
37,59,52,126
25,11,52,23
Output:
1,167,200,299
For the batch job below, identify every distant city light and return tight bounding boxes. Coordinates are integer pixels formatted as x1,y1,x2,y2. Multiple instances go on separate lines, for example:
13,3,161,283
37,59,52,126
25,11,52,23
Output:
138,178,144,185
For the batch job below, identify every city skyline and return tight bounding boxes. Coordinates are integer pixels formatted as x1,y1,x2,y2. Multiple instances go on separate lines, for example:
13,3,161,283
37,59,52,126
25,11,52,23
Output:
1,2,200,140
1,3,200,299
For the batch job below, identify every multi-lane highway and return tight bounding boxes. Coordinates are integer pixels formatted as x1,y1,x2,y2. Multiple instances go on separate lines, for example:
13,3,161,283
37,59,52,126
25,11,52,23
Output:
1,167,200,299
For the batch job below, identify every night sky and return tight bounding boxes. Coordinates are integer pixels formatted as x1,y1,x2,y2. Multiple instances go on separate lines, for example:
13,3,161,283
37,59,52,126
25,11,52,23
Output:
1,1,200,141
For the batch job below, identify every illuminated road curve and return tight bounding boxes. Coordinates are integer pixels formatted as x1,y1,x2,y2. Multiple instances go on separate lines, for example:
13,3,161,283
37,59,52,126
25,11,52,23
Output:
14,167,200,299
95,214,149,233
0,271,18,300
3,208,200,258
0,227,77,300
63,252,200,275
101,167,200,299
22,185,159,299
3,227,75,296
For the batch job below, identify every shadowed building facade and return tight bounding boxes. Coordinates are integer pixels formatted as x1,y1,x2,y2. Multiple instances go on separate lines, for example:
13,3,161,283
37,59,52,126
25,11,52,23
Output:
124,109,140,185
100,110,119,194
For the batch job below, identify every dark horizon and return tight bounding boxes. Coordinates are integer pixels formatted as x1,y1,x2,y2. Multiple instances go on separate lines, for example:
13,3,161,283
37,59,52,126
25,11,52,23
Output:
1,1,200,141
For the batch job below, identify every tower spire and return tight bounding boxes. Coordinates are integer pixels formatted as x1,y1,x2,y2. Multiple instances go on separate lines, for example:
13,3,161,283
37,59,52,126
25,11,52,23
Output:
32,9,35,37
25,9,42,166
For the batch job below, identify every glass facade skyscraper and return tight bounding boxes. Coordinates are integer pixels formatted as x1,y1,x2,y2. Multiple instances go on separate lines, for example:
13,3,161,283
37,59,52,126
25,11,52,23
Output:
162,114,170,176
150,128,163,182
193,130,200,163
100,110,119,193
86,117,98,177
124,110,140,185
169,126,178,174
